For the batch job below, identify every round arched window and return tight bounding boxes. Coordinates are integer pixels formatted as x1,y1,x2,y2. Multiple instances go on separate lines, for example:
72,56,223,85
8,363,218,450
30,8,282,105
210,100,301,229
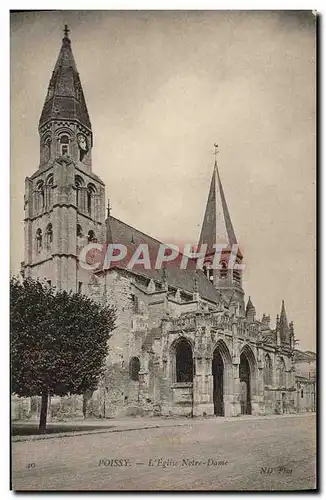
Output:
59,134,70,156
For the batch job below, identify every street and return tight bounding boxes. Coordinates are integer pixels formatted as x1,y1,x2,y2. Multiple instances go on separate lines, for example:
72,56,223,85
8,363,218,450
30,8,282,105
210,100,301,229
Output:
11,414,316,491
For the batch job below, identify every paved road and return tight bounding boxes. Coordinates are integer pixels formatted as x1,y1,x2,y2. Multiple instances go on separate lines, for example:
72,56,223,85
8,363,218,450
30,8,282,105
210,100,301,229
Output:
11,414,316,491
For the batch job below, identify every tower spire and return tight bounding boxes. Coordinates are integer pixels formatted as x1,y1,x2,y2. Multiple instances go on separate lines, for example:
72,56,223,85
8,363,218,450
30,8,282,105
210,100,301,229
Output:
279,300,290,344
63,24,70,39
198,145,239,253
198,145,244,313
39,27,91,131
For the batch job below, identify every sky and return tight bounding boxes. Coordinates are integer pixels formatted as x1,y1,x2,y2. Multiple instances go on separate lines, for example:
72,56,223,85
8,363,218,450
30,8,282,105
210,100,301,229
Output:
10,10,316,351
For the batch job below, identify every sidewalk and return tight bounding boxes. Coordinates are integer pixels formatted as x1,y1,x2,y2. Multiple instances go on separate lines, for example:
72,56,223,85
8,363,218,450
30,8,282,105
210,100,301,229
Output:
12,412,314,443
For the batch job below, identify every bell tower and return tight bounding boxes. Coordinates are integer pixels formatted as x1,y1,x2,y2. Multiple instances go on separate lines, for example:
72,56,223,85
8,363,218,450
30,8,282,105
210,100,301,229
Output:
198,146,245,315
23,26,106,291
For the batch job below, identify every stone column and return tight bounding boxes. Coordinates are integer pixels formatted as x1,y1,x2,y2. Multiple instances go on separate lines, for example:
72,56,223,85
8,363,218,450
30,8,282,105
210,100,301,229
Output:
256,345,265,415
159,317,172,416
231,320,241,416
138,351,150,407
192,357,203,417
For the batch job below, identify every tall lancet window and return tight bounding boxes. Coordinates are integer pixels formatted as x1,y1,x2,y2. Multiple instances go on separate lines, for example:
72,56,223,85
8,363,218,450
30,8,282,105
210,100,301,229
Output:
277,357,286,388
59,134,69,156
35,180,44,214
87,183,97,216
36,229,43,252
264,354,273,386
45,223,53,250
43,137,51,163
45,174,54,209
75,176,84,210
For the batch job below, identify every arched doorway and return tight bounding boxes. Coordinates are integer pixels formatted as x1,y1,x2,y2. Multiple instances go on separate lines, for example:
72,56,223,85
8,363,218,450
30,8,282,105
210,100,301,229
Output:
240,352,251,414
212,349,224,416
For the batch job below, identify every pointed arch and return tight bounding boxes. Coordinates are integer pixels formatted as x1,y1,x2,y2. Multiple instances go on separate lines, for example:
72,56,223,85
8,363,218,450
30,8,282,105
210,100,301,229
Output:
239,344,258,415
212,339,232,366
211,339,232,416
264,353,273,386
240,344,257,374
170,337,193,383
277,356,286,388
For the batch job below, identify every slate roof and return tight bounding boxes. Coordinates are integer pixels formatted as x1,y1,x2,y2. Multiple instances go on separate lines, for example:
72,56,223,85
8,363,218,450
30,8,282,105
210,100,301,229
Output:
198,162,240,256
102,215,223,305
294,350,316,362
39,32,91,129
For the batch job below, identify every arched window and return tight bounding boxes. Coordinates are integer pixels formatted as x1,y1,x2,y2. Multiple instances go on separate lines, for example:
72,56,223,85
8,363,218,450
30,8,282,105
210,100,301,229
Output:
36,180,44,214
220,260,228,279
301,388,304,398
43,137,51,162
59,134,70,156
87,183,97,215
75,176,84,209
264,354,272,386
45,174,53,209
88,230,97,243
36,228,42,252
45,224,53,249
175,338,193,383
129,357,140,381
77,224,83,247
77,224,83,238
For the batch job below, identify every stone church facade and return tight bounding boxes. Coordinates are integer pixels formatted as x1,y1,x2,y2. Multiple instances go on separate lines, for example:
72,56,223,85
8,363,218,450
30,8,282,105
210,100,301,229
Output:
13,29,315,421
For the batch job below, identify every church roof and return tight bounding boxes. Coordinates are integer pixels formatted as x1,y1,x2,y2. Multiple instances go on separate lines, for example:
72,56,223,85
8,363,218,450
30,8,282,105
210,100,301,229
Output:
198,162,240,256
101,215,223,305
294,350,316,362
39,28,91,129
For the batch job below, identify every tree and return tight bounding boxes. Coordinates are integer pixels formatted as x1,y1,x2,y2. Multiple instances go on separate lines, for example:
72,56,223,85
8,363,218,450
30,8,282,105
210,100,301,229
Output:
10,277,116,432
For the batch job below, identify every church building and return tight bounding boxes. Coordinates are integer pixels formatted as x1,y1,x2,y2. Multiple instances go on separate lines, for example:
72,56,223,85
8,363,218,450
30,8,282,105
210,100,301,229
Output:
15,28,315,420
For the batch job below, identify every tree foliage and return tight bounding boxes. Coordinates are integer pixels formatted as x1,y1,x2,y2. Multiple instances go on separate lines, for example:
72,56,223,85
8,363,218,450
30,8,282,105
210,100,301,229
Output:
11,277,116,415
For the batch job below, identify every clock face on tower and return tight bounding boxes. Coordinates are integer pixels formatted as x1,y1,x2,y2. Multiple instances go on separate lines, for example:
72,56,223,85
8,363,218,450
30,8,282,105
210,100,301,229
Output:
77,134,88,152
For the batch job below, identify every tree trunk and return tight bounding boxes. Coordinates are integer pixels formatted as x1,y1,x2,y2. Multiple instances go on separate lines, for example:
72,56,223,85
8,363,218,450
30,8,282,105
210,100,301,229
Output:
39,392,48,433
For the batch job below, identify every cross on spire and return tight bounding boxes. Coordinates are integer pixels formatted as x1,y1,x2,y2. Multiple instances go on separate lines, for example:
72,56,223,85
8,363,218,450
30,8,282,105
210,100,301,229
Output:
213,143,219,165
63,24,70,39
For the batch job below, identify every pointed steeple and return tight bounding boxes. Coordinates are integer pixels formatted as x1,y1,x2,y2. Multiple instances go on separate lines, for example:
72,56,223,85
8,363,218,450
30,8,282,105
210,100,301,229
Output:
197,147,244,314
279,300,290,344
198,160,238,254
246,296,256,322
39,26,91,130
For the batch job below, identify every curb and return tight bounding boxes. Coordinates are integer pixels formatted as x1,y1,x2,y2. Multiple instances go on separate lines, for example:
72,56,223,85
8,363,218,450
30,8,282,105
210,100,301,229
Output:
12,423,187,443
